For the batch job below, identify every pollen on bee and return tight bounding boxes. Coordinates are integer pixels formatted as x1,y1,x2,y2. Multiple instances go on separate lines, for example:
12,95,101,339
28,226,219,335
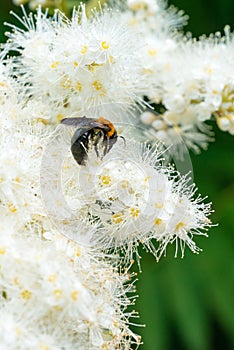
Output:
129,207,140,218
101,41,110,50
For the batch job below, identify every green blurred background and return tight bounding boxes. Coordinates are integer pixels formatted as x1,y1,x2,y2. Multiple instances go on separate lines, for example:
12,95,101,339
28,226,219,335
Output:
0,1,233,349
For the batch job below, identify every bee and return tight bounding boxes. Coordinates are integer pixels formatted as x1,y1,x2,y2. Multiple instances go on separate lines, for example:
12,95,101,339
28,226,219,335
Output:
61,116,118,165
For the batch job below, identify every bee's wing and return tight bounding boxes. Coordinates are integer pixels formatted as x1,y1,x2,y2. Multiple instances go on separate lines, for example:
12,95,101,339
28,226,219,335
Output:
61,117,110,131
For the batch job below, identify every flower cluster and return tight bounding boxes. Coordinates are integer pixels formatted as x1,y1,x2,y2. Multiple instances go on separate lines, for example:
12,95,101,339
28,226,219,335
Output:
0,1,218,348
5,5,143,123
6,0,234,157
0,120,140,348
118,0,234,155
57,132,212,262
0,231,138,349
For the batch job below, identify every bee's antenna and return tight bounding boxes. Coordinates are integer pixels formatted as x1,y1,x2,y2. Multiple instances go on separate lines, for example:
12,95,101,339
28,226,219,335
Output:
119,135,126,146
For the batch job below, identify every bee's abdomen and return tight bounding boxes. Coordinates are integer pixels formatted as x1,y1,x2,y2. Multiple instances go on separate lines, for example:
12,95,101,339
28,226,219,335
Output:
71,132,89,165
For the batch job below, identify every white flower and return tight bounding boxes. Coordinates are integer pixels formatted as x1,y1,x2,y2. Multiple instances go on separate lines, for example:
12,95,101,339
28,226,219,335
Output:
0,231,139,349
0,122,51,227
0,2,217,348
127,0,160,14
4,5,144,121
214,83,234,135
123,0,187,32
135,25,234,155
140,110,213,159
0,59,19,107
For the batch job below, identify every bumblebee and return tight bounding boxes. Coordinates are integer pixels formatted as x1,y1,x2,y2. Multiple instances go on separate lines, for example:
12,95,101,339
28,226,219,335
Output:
61,116,118,165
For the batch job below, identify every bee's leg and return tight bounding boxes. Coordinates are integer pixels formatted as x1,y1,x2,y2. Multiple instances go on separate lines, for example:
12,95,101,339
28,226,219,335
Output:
100,134,109,159
93,130,105,158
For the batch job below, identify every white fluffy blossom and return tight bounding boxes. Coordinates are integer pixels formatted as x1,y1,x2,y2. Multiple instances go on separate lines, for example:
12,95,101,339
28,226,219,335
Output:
137,26,234,153
116,0,234,154
0,230,139,349
0,2,217,347
5,5,144,122
8,0,234,156
140,110,214,158
0,118,140,349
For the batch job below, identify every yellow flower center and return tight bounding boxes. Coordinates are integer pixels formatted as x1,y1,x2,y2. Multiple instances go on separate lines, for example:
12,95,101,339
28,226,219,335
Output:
112,213,124,225
147,48,157,57
8,203,17,213
92,80,103,91
48,274,57,283
80,45,88,54
121,180,129,189
205,67,213,74
154,202,164,209
76,248,81,257
71,290,79,301
56,114,65,123
75,81,82,92
101,41,110,50
100,175,111,185
129,207,140,218
53,289,63,300
154,218,162,225
39,343,50,350
61,77,72,89
0,247,6,255
50,60,59,69
21,289,32,300
175,222,185,231
14,277,19,285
